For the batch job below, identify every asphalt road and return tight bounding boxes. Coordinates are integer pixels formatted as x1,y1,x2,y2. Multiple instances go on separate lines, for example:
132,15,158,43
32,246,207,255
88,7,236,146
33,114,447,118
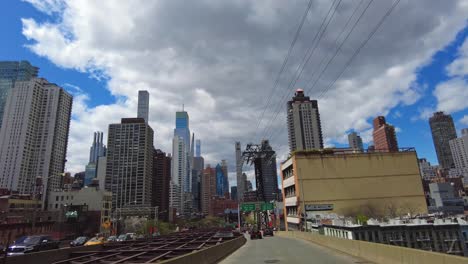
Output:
219,234,369,264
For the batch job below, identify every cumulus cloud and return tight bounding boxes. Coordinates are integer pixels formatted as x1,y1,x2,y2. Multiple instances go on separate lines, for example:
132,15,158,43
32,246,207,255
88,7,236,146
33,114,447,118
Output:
20,0,468,187
461,115,468,126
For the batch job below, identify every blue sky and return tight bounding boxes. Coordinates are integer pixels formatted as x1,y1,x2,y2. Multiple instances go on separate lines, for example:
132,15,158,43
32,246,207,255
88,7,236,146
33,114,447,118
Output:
1,0,468,177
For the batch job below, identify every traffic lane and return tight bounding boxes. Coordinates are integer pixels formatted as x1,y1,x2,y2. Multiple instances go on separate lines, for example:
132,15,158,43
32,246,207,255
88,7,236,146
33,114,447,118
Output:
220,234,367,264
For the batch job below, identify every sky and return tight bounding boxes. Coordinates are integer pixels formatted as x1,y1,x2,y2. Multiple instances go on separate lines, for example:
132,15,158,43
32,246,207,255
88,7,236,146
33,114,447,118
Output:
1,0,468,187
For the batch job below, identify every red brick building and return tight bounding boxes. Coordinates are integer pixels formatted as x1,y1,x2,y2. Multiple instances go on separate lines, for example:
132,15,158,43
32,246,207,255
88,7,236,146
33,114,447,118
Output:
372,116,398,152
153,149,171,221
209,197,238,217
201,166,217,215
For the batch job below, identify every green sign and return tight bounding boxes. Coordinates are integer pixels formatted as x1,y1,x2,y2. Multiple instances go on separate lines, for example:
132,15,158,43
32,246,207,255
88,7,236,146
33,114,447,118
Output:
261,203,274,211
65,211,78,218
241,203,256,212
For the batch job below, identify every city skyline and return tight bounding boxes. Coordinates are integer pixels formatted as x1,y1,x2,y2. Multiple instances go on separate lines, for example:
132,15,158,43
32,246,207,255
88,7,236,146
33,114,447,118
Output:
1,1,468,190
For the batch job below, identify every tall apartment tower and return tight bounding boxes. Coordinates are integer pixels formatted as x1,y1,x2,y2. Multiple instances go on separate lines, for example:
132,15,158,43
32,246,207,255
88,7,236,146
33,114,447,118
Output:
105,118,154,209
201,166,216,215
221,160,229,198
429,112,457,169
196,139,201,157
287,89,323,152
372,116,398,152
137,90,149,123
258,140,279,202
0,61,39,129
192,155,204,212
235,142,244,201
170,136,186,214
348,132,363,150
153,149,171,221
174,111,191,193
0,78,72,208
449,129,468,169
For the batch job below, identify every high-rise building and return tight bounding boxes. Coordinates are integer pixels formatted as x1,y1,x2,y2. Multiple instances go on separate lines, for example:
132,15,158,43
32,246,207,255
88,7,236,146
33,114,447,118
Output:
170,136,186,214
235,142,245,202
173,111,191,193
221,160,229,198
0,61,39,129
258,140,279,202
449,128,468,170
137,90,149,123
215,164,225,197
105,118,154,209
246,179,253,191
196,139,201,157
429,112,457,169
418,158,438,180
201,165,216,215
96,156,107,189
231,186,238,201
89,131,106,163
287,89,323,152
348,132,363,151
372,116,398,152
192,156,204,212
0,78,72,208
153,149,171,221
85,131,107,186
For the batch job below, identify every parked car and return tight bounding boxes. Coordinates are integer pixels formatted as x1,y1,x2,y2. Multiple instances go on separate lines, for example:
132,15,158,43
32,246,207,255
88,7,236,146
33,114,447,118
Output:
263,228,274,236
106,236,117,242
7,235,59,256
70,236,88,247
250,228,262,240
84,237,106,246
116,234,130,242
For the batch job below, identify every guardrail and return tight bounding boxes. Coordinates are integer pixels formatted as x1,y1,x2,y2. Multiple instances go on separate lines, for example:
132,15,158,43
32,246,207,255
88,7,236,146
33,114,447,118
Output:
5,244,103,264
277,231,467,264
278,231,468,264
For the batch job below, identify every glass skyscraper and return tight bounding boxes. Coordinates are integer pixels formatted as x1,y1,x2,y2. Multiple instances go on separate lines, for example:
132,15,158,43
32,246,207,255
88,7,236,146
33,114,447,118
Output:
215,164,225,197
0,61,39,128
174,111,191,192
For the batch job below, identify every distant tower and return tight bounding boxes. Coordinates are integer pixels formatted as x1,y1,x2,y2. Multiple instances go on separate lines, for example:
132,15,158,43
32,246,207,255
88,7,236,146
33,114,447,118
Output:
429,112,457,169
348,132,363,150
196,140,201,157
137,90,149,123
235,142,245,201
372,116,398,152
89,132,106,163
287,89,323,152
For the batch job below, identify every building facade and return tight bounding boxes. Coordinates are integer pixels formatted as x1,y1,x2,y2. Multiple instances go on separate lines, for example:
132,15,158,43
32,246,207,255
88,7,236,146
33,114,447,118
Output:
258,140,279,202
170,136,185,214
418,158,438,180
215,164,225,197
221,160,229,198
201,166,216,215
105,118,154,209
235,142,245,202
153,149,171,221
287,89,323,152
348,132,363,151
449,128,468,171
0,78,72,209
0,61,39,129
280,150,428,231
372,116,398,152
192,156,204,212
430,112,457,169
137,90,149,123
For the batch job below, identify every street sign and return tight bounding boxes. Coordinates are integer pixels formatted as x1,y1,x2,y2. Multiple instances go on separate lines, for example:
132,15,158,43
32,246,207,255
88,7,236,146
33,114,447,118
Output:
305,204,333,211
261,203,274,211
241,203,256,211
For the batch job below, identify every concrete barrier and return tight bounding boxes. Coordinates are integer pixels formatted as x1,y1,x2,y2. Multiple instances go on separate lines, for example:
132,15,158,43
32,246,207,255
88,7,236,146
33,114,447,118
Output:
4,244,103,264
159,235,247,264
278,231,468,264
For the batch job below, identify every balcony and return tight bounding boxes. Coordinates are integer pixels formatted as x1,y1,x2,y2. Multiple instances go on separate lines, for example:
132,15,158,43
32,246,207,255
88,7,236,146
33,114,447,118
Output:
285,196,298,206
287,216,300,224
283,176,295,188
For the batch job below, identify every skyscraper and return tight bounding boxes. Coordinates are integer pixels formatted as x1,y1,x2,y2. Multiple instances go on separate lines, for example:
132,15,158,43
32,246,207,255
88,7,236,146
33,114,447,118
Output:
201,165,216,215
215,164,225,197
0,61,39,129
196,139,201,157
137,90,149,123
192,156,204,212
372,116,398,152
449,129,468,170
235,142,245,201
170,136,186,214
89,132,106,163
231,186,238,201
287,89,323,152
429,112,457,169
153,149,171,221
258,140,278,202
173,111,191,192
85,131,107,186
348,132,363,150
221,160,229,198
105,118,154,209
0,78,72,208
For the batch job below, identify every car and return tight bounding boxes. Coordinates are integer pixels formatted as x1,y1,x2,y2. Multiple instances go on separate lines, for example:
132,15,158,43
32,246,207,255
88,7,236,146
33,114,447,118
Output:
84,237,106,246
250,228,262,240
263,228,274,236
7,235,60,256
69,236,88,247
106,235,117,242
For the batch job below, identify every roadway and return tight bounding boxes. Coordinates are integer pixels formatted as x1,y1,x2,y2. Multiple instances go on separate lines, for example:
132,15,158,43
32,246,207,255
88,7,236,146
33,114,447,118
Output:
220,233,370,264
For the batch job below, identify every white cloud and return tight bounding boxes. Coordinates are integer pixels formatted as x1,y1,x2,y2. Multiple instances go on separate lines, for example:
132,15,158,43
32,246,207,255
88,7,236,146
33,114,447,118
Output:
434,77,468,113
20,0,468,178
460,115,468,126
447,37,468,77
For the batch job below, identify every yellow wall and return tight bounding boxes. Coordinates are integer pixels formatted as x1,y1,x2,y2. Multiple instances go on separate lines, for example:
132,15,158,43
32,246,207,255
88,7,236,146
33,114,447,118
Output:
293,151,428,216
